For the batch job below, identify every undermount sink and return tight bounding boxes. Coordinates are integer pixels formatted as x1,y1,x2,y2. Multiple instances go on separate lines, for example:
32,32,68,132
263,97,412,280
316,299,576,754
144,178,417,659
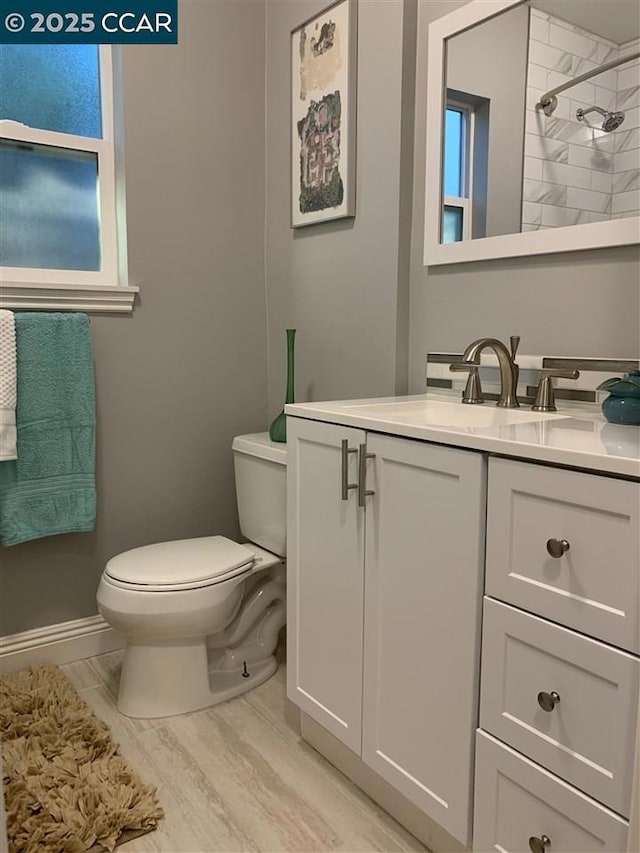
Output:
343,398,567,430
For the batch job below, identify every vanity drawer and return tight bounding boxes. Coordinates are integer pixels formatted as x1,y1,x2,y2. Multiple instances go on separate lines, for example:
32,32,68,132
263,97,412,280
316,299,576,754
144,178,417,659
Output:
480,598,639,816
474,730,629,853
486,458,640,652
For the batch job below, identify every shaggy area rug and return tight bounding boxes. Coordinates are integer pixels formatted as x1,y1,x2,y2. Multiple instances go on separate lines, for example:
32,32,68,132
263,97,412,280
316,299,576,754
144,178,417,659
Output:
0,664,163,852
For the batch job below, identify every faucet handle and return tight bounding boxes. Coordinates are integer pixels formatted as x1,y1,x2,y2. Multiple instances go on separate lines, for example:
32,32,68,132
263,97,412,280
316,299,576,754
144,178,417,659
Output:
510,336,521,361
450,362,484,404
532,368,579,412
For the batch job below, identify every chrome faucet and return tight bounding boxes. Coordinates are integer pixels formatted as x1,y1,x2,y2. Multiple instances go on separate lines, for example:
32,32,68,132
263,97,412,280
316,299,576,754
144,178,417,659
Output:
450,336,521,408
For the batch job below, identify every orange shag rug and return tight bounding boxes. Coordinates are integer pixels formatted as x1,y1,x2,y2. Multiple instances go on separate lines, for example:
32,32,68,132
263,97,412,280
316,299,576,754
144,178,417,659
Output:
1,664,163,852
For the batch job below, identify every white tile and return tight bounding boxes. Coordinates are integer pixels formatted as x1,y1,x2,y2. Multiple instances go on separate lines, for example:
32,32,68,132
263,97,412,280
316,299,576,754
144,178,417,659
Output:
613,170,640,193
522,201,542,224
568,143,613,172
527,63,548,90
612,188,640,213
542,160,592,190
545,94,572,120
530,7,549,21
547,71,595,106
530,15,550,44
526,85,546,112
591,129,617,154
528,41,574,76
526,108,546,136
617,65,640,92
524,179,567,205
545,116,596,146
614,148,640,174
567,186,611,213
593,87,617,111
549,24,598,62
522,223,542,232
615,127,640,153
597,43,619,64
617,210,640,218
622,105,640,132
591,67,618,92
524,156,543,180
540,205,589,227
617,86,640,111
525,132,569,163
590,169,612,194
587,212,610,223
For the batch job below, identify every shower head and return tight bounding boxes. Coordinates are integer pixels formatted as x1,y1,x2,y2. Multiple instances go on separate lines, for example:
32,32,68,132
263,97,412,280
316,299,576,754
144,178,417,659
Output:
602,111,625,132
576,105,625,132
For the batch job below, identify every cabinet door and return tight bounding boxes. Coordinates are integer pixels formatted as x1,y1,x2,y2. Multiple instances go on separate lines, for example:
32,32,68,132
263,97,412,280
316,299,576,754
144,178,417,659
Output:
286,417,366,754
362,434,486,846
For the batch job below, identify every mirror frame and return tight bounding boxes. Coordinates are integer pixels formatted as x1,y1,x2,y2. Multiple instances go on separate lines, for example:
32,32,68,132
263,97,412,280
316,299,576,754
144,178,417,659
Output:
424,0,640,266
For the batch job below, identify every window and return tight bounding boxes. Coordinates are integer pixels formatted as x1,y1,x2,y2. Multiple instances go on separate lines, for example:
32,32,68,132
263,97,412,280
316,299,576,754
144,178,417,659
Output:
0,45,135,312
442,103,472,243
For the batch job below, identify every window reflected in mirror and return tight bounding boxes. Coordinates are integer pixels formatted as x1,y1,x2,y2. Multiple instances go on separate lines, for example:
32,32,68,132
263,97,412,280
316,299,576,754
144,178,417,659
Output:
440,0,640,244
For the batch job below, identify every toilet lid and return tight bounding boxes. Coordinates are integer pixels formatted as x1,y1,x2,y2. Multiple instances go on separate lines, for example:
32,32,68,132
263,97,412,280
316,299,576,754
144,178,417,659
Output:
105,536,255,588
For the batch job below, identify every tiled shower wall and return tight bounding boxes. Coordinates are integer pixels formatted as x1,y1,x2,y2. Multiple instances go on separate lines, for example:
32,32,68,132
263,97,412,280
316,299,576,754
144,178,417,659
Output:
615,38,640,219
522,8,640,230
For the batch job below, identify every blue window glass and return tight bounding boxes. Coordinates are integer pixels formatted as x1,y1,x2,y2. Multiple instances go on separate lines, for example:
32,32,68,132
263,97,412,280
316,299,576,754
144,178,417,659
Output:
444,108,464,198
0,45,102,138
442,206,464,244
0,141,101,271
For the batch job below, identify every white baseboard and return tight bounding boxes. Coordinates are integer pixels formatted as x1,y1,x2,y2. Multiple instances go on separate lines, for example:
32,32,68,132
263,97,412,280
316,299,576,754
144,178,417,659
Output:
0,614,124,674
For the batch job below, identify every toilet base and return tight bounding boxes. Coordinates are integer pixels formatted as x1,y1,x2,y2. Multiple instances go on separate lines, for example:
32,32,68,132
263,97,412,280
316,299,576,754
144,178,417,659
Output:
117,643,279,719
208,655,278,706
115,567,286,719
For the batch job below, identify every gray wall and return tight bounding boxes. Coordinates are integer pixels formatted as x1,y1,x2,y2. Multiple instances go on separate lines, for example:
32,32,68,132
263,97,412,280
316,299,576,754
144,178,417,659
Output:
446,4,529,237
265,0,416,414
408,0,640,392
0,0,268,636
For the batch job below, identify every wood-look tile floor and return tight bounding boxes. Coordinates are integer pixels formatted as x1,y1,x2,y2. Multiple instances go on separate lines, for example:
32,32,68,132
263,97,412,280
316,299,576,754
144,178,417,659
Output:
60,652,426,853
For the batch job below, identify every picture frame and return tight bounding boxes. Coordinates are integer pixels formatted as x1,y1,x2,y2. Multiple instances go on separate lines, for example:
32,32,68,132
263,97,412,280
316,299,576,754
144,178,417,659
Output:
290,0,357,228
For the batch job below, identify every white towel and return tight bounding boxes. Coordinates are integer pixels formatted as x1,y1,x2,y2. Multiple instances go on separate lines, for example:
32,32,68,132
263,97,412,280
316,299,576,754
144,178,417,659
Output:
0,310,17,461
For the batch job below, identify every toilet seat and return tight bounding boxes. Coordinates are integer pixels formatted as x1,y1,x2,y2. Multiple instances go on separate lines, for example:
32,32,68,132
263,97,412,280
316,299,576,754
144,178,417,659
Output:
104,535,255,592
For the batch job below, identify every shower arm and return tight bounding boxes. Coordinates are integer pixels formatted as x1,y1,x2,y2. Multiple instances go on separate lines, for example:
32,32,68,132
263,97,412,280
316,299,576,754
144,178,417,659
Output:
538,50,640,116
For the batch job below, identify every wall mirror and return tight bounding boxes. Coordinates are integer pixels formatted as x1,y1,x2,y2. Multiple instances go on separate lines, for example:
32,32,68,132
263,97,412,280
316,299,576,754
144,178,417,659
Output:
424,0,640,265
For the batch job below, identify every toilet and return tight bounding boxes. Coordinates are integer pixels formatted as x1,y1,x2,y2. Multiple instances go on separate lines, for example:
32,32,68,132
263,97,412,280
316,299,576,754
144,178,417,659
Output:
97,433,287,719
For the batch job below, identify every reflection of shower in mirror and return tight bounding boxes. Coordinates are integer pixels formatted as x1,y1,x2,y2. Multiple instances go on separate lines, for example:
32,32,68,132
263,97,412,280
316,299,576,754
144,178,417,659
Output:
575,106,626,133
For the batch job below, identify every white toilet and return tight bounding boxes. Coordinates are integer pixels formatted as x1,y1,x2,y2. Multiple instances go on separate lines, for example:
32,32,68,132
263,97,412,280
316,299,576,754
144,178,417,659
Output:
97,433,287,719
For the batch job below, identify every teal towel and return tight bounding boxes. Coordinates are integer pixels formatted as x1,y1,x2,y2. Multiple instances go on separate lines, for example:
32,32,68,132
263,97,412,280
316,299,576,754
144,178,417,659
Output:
0,313,96,546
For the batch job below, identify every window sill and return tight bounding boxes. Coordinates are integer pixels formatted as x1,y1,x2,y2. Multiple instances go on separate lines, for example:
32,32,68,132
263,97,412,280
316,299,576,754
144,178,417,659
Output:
0,281,139,313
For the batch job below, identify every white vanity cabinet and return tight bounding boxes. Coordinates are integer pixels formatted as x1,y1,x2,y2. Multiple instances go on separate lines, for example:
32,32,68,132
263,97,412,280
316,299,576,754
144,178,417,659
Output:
285,400,640,853
287,416,486,846
475,458,640,853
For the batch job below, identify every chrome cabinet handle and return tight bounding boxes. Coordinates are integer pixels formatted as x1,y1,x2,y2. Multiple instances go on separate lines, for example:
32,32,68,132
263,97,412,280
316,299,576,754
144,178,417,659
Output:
537,691,561,712
546,538,570,558
341,439,357,501
529,834,551,853
357,444,375,508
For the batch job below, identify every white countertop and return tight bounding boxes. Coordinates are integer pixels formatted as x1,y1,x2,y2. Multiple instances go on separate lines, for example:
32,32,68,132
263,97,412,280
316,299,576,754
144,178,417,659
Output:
285,394,640,479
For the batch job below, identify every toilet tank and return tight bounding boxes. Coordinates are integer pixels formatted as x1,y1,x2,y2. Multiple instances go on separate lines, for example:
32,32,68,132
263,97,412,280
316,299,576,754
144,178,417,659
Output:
232,433,287,557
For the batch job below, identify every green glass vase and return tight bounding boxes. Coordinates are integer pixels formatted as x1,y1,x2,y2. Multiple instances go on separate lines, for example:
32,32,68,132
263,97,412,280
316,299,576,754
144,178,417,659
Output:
269,329,296,443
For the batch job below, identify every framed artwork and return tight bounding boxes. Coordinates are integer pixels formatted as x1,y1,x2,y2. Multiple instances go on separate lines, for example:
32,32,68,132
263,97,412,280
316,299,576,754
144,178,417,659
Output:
290,0,357,227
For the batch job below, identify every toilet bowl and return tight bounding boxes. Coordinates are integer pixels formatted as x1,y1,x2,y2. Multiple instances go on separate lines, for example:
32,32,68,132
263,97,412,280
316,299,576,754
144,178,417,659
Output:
97,433,287,719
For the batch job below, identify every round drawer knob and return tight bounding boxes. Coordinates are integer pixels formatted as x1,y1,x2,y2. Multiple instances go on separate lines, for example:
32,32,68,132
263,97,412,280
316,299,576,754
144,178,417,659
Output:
546,538,570,558
529,834,551,853
537,691,561,712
